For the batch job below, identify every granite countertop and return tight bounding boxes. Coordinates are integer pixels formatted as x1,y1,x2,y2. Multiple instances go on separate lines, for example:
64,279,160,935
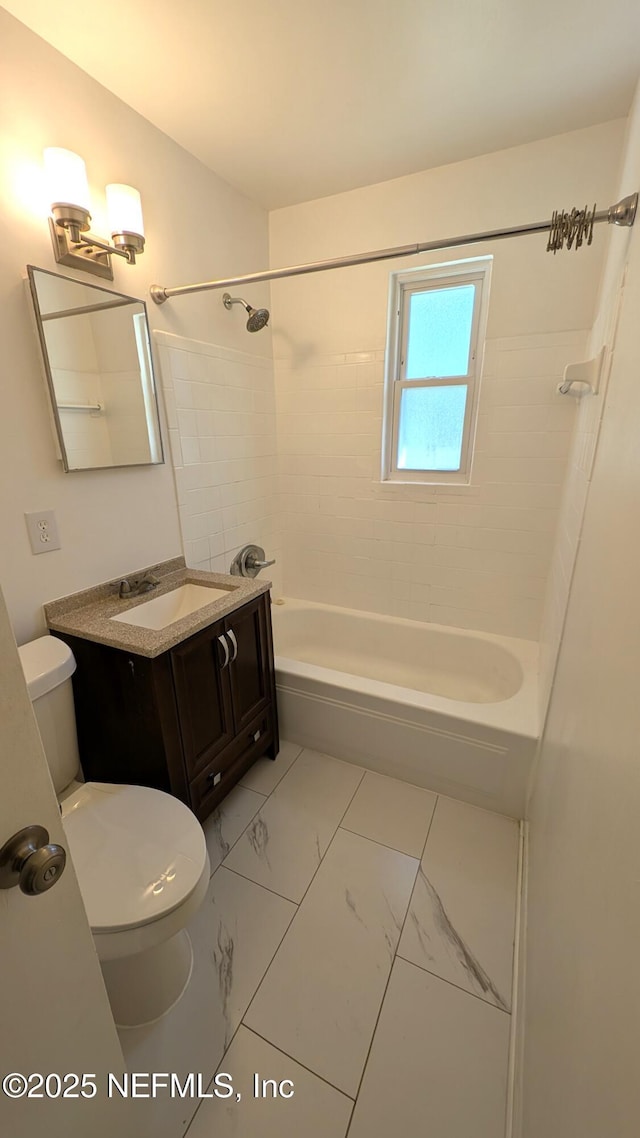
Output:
44,557,271,659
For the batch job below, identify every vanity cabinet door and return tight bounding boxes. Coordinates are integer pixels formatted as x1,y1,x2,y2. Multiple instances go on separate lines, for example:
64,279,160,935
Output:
58,592,278,823
225,596,271,734
171,622,236,779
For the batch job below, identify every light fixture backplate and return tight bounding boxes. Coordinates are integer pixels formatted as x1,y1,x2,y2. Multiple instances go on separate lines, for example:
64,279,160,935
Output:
48,218,114,281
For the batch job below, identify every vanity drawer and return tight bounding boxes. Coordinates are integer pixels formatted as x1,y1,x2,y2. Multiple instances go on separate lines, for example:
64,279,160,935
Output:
189,711,273,818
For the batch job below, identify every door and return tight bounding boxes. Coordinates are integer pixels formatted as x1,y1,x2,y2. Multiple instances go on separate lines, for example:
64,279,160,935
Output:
226,596,270,733
171,618,236,777
0,585,132,1138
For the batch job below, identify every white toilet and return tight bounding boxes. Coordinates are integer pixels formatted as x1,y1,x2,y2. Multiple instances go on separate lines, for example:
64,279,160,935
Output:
18,634,211,1029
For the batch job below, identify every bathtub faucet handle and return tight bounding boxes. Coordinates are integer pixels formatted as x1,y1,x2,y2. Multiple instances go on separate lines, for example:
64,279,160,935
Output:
230,544,276,578
249,556,276,569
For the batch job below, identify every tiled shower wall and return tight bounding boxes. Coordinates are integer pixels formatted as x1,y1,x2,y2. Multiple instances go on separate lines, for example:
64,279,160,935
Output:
537,392,599,711
155,325,588,644
275,329,586,640
155,332,282,596
538,273,628,710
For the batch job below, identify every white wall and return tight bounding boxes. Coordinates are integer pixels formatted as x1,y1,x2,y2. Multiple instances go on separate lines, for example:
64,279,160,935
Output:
269,123,624,638
0,9,270,643
522,82,640,1137
1,7,626,648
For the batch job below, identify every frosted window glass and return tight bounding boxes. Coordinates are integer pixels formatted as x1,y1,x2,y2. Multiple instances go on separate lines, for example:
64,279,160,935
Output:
405,285,475,378
397,385,467,471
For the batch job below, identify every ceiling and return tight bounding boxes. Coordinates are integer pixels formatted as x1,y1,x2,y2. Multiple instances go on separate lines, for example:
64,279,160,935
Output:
4,0,640,209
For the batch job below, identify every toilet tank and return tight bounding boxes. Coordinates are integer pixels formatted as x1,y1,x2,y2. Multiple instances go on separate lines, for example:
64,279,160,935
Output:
17,636,81,796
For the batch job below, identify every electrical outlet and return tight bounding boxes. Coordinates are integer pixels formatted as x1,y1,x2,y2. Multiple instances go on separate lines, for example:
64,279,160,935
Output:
25,510,61,555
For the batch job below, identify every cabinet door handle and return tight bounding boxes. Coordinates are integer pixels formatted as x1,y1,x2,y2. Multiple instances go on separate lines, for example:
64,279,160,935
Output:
227,629,238,663
217,634,230,670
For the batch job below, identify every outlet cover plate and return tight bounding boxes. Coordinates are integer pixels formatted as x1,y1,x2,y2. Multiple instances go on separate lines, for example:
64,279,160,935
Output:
25,510,61,555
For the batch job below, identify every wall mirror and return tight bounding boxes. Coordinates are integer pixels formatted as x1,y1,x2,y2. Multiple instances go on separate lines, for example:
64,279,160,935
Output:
27,265,164,472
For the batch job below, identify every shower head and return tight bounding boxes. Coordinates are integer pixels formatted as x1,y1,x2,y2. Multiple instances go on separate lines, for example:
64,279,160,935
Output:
222,292,270,333
245,305,270,332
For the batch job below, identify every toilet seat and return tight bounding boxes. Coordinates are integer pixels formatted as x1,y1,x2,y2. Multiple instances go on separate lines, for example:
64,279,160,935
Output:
61,782,208,934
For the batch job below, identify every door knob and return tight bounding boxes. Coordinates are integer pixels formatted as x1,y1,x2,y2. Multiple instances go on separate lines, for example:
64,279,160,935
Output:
0,825,66,896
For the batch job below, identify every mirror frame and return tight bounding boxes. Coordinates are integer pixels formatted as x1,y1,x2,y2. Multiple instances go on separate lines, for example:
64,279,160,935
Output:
26,264,165,473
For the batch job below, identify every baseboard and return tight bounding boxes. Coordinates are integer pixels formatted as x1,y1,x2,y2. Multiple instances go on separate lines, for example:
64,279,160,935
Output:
506,819,528,1138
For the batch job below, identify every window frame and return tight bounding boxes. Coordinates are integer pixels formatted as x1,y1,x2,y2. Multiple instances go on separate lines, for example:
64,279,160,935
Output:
382,257,492,485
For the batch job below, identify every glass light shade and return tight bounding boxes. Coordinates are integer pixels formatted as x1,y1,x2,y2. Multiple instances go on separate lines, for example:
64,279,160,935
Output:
106,184,144,237
43,148,91,210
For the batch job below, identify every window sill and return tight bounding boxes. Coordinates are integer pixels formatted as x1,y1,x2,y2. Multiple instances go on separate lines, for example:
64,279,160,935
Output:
373,479,480,498
383,476,470,486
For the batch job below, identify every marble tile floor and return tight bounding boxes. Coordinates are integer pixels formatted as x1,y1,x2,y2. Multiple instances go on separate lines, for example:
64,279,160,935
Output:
118,742,521,1138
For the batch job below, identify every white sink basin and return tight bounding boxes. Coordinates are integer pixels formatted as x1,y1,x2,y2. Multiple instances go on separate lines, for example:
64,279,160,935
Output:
111,583,233,631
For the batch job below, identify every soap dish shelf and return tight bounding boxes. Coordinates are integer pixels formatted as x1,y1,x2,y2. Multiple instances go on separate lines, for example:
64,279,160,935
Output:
557,347,605,396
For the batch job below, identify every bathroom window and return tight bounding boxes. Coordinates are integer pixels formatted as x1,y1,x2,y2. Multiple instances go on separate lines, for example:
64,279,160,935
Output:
382,258,491,483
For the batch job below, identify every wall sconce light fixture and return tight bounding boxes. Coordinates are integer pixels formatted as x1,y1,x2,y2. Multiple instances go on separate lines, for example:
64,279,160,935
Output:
44,148,145,281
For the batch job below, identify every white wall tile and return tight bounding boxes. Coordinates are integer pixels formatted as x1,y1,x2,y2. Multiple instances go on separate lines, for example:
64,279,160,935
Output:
160,320,586,643
274,332,586,638
158,335,282,593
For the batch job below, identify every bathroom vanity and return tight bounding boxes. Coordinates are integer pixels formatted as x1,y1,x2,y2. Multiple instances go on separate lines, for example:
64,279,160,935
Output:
45,561,278,822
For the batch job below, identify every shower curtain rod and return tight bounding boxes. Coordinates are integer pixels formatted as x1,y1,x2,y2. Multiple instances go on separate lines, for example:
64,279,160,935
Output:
149,193,638,305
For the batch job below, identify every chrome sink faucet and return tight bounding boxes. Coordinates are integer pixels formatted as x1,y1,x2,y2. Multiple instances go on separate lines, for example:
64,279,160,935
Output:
118,573,160,599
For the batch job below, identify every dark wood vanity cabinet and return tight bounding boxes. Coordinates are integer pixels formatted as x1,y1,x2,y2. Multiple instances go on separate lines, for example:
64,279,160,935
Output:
60,593,278,823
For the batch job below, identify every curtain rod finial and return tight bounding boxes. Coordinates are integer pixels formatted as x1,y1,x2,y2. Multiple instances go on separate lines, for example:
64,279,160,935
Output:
149,285,168,305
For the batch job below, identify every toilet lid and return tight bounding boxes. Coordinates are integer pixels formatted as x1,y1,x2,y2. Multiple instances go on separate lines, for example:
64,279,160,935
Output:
61,783,208,933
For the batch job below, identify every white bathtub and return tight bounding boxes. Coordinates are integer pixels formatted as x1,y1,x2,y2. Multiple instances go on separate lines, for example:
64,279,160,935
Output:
272,598,539,819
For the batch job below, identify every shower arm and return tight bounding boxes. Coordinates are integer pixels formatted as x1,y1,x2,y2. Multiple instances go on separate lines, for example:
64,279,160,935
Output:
222,293,250,312
149,194,638,305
